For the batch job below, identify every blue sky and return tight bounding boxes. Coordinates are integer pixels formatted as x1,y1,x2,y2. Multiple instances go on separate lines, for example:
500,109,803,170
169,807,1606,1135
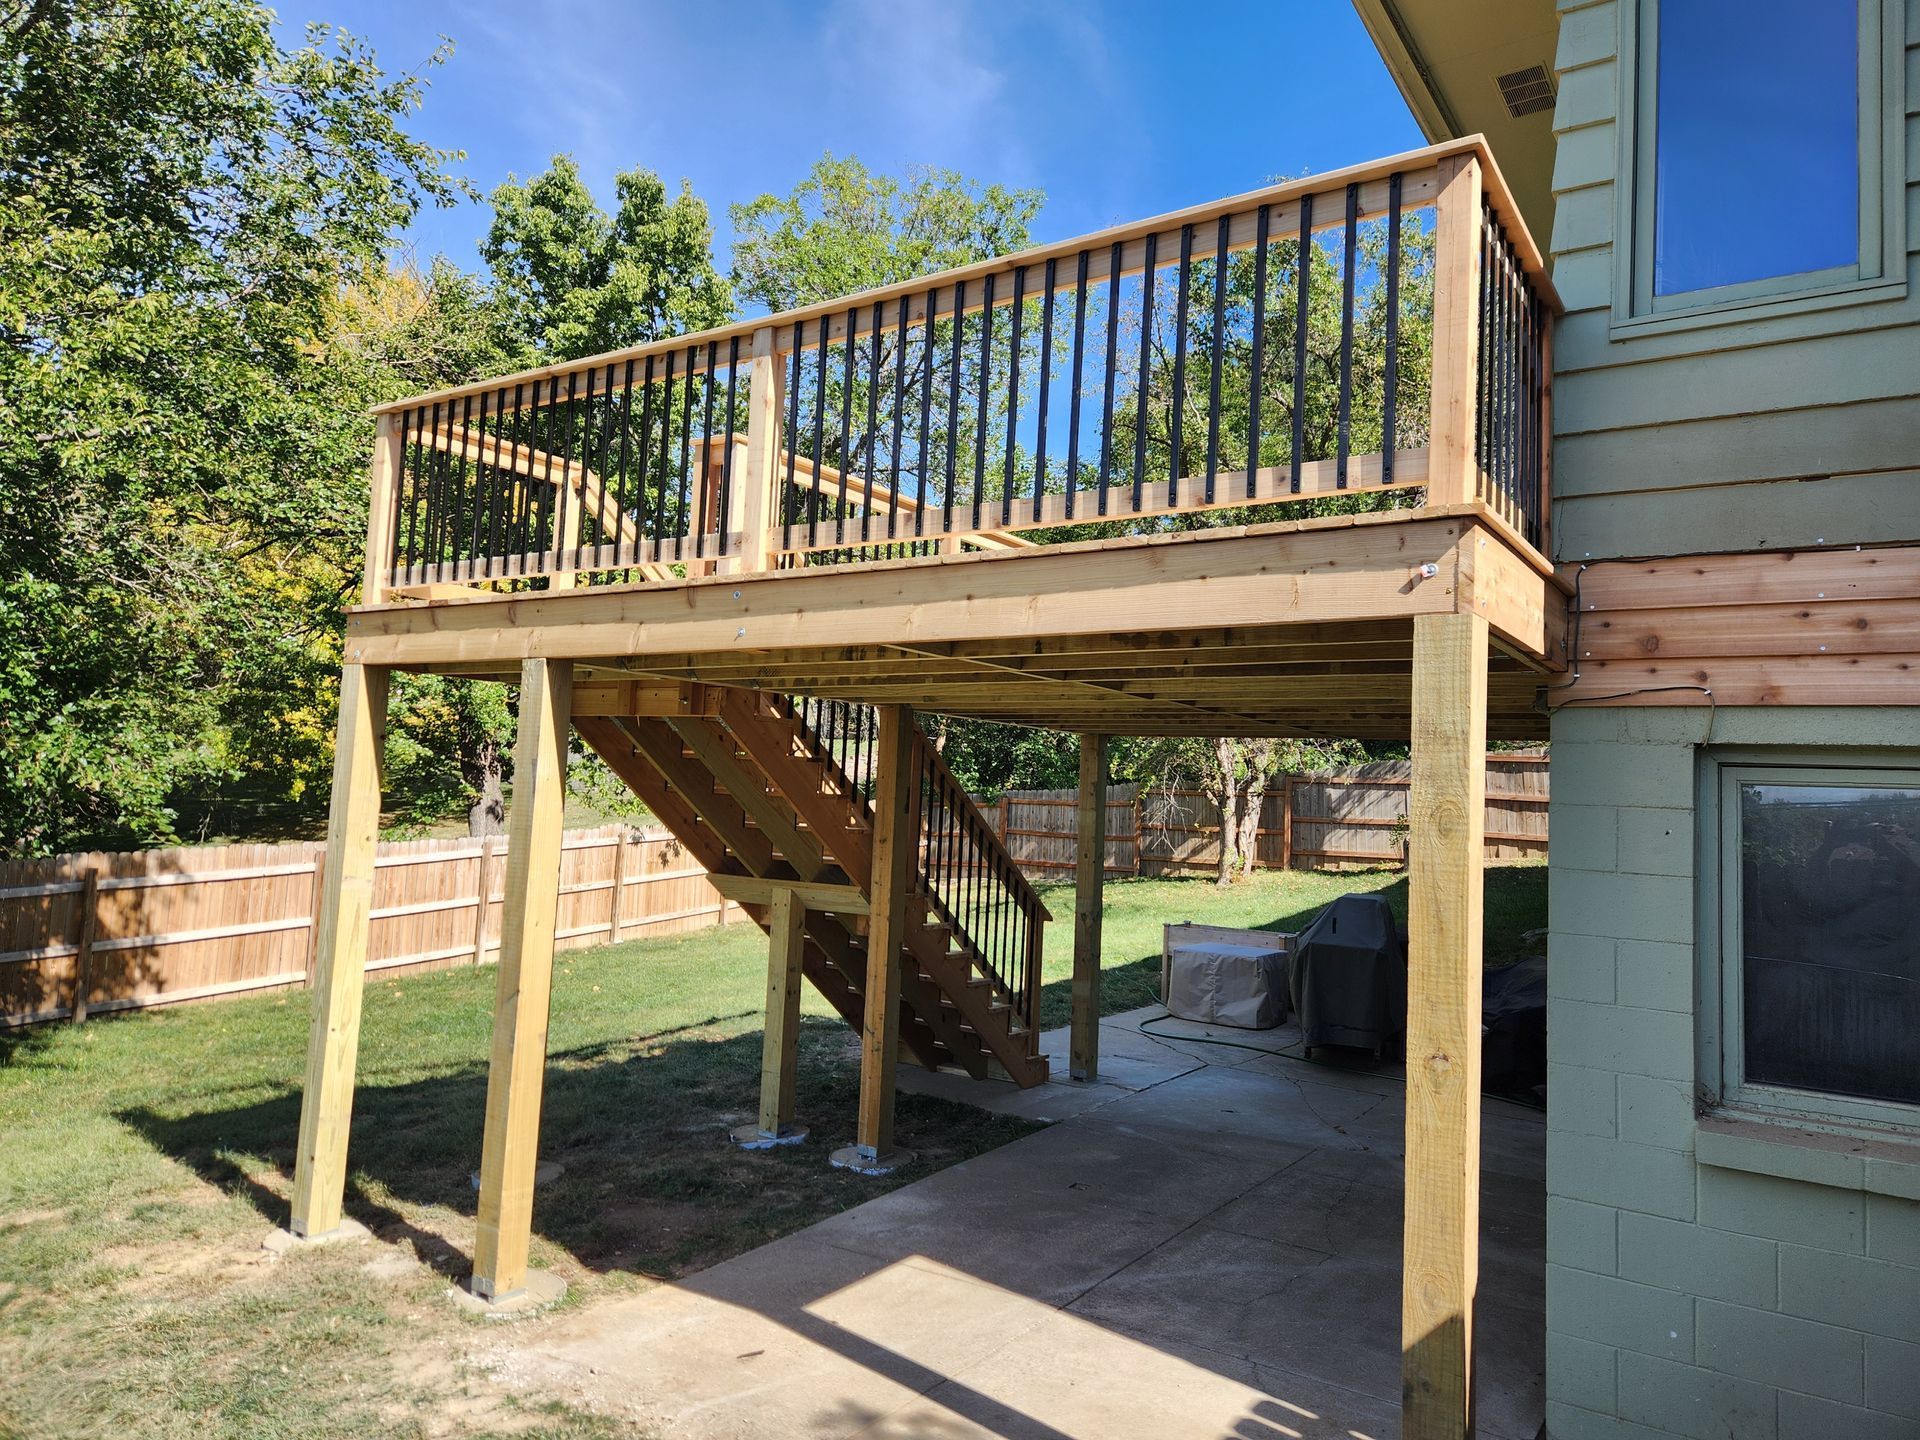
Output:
281,1,1422,278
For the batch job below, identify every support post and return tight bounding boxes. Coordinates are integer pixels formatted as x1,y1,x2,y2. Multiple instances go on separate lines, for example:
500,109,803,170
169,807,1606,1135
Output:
472,836,497,964
735,887,808,1148
837,705,916,1172
470,659,573,1303
726,325,784,575
1401,612,1489,1440
1426,153,1484,509
69,868,100,1024
360,414,405,605
290,664,390,1239
1071,734,1106,1082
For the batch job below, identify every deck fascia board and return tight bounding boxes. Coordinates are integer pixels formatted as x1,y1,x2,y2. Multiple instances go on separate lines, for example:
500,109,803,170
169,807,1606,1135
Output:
347,509,1566,676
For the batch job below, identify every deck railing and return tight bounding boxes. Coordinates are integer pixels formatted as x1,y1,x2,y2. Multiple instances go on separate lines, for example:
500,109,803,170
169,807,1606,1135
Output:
359,137,1554,603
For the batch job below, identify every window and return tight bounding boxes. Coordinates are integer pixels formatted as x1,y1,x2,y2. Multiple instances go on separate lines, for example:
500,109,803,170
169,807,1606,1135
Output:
1625,0,1900,321
1711,762,1920,1133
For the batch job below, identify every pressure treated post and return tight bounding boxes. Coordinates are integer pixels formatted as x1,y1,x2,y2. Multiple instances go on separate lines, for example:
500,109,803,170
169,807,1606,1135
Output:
1071,734,1106,1081
1401,612,1489,1440
290,663,390,1239
1426,152,1484,509
470,658,572,1302
736,887,808,1146
359,413,405,605
726,325,784,575
839,704,916,1171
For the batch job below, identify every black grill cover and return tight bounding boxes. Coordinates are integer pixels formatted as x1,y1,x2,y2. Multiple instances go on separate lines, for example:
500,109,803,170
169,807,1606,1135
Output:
1483,956,1547,1097
1288,894,1407,1055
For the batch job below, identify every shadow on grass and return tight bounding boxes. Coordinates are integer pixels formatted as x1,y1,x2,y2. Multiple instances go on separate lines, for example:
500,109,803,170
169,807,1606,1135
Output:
119,1015,1040,1286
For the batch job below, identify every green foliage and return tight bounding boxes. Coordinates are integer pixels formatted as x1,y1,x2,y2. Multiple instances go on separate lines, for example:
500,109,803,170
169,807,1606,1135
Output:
730,153,1042,313
483,155,732,361
0,0,457,855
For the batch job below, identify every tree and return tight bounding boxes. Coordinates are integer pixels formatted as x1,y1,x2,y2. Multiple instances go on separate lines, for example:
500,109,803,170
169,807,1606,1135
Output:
0,0,456,855
482,156,731,361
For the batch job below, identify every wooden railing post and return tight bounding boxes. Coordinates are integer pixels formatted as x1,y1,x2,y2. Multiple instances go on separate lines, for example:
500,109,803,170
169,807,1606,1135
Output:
727,325,785,575
1426,153,1484,510
360,413,405,605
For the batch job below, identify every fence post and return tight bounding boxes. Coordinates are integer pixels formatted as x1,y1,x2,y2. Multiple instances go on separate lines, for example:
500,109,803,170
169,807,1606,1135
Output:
472,836,497,965
70,867,100,1024
608,829,627,943
1280,776,1295,871
1132,793,1142,875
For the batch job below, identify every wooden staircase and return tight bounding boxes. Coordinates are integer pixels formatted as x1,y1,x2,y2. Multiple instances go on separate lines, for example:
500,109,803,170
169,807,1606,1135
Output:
575,691,1050,1087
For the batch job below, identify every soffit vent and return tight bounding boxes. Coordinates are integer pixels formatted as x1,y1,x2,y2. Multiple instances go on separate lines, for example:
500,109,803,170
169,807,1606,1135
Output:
1495,65,1557,119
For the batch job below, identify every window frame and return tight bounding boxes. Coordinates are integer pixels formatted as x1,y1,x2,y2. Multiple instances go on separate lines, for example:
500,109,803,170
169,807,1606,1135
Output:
1699,751,1920,1140
1614,0,1907,334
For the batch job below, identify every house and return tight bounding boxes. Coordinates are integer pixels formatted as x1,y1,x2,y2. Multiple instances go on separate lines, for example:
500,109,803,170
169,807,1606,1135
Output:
281,2,1916,1436
1354,0,1920,1436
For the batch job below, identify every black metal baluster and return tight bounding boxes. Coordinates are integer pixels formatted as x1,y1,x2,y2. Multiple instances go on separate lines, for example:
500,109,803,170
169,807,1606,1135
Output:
532,382,559,569
944,279,965,536
1066,249,1089,520
1290,193,1312,493
810,319,829,551
1171,222,1193,502
649,354,670,563
889,295,908,541
468,389,495,577
613,362,636,565
1248,204,1270,498
1002,265,1025,527
916,289,936,538
633,358,656,564
1383,173,1403,484
783,332,802,554
863,300,883,545
554,371,580,573
1132,231,1157,510
719,338,740,558
452,392,476,574
505,389,530,574
574,369,597,569
1205,214,1229,503
1336,182,1358,490
972,273,996,532
671,346,692,560
405,402,432,577
1033,257,1056,524
1100,241,1121,517
837,306,857,545
696,341,718,559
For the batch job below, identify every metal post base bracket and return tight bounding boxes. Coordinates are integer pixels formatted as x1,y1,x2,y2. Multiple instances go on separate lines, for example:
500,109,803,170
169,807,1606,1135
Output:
452,1266,569,1317
263,1216,372,1255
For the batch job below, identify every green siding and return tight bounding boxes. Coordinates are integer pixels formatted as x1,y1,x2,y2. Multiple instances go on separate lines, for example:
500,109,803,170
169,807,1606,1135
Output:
1545,0,1920,562
1545,706,1920,1440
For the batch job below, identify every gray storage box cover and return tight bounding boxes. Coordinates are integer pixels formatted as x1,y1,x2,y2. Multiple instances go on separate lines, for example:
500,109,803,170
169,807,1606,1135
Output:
1288,894,1406,1054
1166,939,1289,1029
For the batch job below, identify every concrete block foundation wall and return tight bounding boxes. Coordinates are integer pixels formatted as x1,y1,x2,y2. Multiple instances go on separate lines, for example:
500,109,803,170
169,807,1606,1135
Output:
1546,706,1920,1440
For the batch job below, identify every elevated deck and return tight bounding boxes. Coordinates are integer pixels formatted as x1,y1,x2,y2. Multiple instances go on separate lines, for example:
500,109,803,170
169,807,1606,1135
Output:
297,137,1563,1440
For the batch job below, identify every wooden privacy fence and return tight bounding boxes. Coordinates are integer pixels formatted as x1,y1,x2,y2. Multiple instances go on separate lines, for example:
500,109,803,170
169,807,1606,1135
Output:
981,754,1547,879
0,825,746,1029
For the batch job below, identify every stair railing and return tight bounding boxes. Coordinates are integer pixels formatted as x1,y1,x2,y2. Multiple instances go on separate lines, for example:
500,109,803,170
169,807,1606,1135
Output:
908,729,1049,1036
780,696,880,816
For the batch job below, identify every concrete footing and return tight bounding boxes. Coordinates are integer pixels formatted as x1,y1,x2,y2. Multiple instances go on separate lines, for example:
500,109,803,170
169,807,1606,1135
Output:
829,1144,915,1176
451,1266,568,1317
261,1216,372,1256
731,1122,809,1150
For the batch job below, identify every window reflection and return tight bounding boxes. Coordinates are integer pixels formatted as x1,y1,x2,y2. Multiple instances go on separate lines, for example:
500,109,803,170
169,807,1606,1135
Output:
1740,781,1920,1106
1654,0,1858,295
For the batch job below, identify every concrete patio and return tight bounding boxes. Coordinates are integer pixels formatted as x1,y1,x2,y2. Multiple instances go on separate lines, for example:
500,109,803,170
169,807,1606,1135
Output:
488,1005,1546,1439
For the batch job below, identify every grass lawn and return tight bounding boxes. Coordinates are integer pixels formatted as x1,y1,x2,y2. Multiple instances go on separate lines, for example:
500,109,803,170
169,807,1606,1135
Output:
0,861,1541,1440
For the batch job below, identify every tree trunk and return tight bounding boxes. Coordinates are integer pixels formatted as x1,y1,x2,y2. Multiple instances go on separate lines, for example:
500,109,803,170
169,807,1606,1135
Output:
1235,773,1269,882
1213,737,1240,887
468,739,506,837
